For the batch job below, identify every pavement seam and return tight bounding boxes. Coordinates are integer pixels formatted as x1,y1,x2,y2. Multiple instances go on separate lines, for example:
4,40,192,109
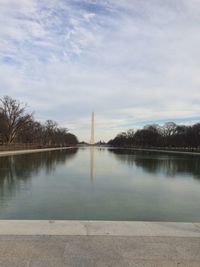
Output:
193,223,200,231
82,222,90,236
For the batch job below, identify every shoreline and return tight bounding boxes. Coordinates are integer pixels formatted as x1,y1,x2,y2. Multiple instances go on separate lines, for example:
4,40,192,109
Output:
108,146,200,155
1,145,200,157
0,146,77,157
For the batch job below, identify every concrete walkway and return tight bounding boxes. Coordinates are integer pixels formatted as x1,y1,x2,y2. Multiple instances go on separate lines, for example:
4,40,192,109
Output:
0,220,200,266
111,147,200,156
0,147,76,157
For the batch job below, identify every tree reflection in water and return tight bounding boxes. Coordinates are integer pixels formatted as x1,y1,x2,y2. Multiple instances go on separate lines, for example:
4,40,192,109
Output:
0,149,78,202
108,149,200,179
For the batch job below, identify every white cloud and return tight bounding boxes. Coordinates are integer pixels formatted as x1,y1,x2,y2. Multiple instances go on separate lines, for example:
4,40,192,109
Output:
0,0,200,141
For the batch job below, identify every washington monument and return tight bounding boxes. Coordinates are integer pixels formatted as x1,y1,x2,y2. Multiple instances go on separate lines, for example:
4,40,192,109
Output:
90,112,95,145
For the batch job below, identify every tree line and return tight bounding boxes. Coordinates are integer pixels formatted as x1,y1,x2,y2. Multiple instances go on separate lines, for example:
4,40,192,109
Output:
108,122,200,148
0,96,78,146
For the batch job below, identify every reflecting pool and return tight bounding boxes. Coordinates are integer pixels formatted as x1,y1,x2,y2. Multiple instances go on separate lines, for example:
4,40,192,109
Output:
0,147,200,221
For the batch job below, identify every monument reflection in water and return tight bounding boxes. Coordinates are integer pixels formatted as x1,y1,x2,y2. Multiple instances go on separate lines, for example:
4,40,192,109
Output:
0,147,200,221
89,147,94,182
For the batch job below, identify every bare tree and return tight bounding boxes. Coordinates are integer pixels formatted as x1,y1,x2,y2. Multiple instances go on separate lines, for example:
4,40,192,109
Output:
0,111,7,143
161,122,177,137
0,96,32,144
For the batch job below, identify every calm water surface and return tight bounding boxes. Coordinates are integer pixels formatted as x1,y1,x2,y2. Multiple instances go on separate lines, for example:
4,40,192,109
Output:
0,147,200,221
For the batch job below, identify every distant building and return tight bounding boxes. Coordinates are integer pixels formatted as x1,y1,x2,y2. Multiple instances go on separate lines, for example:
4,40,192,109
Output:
90,112,95,145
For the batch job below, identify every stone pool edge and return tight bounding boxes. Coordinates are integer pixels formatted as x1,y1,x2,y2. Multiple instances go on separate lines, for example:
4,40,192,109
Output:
1,146,200,157
0,220,200,237
109,146,200,156
0,146,77,157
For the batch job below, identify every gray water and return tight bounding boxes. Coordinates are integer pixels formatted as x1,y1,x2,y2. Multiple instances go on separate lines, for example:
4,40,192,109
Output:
0,147,200,221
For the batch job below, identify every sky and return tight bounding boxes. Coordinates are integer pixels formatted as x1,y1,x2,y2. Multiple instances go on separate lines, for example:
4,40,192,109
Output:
0,0,200,142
